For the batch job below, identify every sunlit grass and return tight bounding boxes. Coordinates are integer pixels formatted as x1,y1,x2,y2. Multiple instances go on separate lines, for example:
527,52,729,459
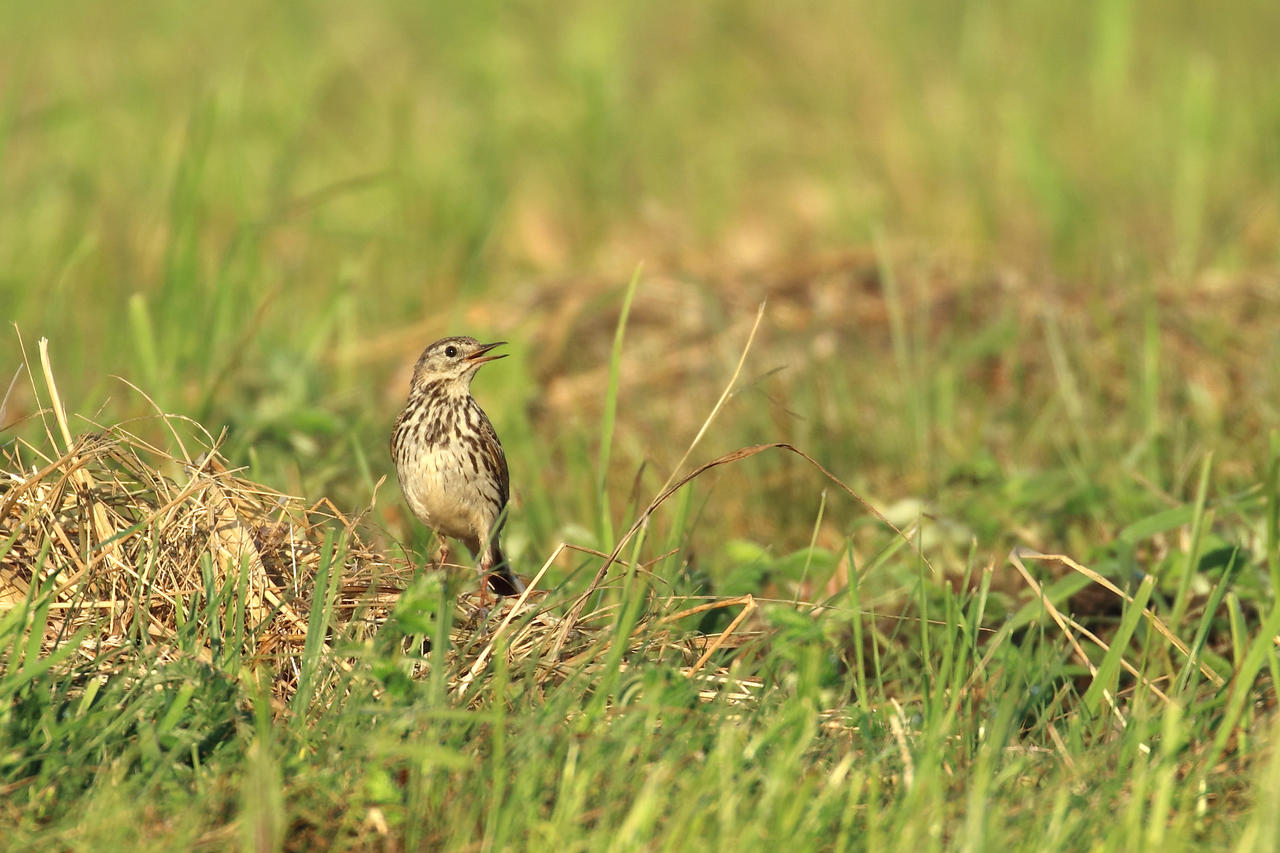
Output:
2,0,1279,849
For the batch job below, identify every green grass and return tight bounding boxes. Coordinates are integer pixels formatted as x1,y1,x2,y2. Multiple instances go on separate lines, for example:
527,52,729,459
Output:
3,0,1280,849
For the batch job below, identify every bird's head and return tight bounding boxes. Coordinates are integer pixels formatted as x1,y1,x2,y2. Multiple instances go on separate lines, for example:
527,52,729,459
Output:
410,336,507,390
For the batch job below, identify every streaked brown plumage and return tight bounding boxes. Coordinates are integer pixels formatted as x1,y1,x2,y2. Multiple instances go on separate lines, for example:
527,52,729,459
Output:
391,336,523,597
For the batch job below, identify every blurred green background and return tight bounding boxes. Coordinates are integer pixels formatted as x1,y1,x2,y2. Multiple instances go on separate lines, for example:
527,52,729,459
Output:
2,0,1278,579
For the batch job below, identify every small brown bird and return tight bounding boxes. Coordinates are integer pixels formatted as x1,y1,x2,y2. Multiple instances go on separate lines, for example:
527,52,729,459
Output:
391,336,524,599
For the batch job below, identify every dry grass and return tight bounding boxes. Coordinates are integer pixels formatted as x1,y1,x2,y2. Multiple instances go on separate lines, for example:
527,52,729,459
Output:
0,341,763,716
0,406,391,706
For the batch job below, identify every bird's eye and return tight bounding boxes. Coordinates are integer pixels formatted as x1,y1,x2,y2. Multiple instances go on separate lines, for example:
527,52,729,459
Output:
444,345,458,358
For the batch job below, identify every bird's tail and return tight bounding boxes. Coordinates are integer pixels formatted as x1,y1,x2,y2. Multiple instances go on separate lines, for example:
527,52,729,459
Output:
486,543,525,597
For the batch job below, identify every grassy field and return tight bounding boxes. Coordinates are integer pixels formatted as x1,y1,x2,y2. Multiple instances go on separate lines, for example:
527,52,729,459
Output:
3,0,1280,849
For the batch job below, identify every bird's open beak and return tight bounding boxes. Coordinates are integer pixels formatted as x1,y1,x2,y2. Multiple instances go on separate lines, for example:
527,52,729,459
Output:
466,341,508,365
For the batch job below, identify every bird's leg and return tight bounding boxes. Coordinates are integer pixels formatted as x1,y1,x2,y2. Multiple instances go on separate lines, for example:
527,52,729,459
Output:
434,539,489,607
477,551,494,610
431,539,450,571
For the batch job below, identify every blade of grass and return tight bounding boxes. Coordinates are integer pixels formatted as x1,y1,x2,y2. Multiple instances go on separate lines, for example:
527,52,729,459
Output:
595,265,642,547
1082,573,1154,716
844,540,869,713
1170,452,1213,627
1173,546,1240,694
1267,430,1280,594
1200,598,1280,780
292,528,338,720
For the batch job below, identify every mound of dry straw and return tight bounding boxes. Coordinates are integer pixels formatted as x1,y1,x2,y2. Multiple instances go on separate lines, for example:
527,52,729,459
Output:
0,345,760,710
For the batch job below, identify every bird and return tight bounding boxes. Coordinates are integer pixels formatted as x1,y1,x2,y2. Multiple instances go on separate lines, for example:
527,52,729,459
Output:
391,336,525,601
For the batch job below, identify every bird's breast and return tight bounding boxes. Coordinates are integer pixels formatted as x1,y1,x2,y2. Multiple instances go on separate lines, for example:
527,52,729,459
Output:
395,441,500,542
